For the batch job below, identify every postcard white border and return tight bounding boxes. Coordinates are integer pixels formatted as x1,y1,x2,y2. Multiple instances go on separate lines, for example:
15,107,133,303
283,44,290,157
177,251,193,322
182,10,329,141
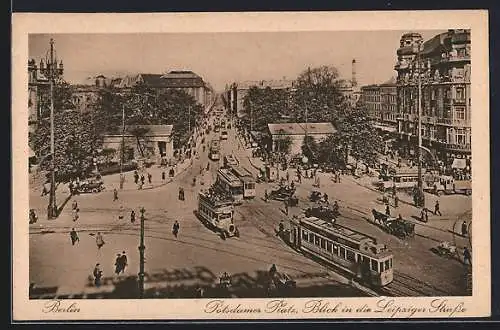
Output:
12,10,490,320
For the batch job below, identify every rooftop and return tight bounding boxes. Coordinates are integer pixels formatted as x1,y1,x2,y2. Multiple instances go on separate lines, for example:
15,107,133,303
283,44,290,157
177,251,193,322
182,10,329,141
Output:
268,122,337,135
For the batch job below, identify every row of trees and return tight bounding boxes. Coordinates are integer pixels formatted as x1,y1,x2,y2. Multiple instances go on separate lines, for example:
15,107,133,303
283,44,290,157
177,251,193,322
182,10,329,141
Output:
30,82,203,181
241,65,381,168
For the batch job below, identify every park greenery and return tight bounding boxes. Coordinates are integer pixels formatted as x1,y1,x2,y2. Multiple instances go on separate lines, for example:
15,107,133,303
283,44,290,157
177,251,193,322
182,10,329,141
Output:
242,65,381,168
30,82,203,181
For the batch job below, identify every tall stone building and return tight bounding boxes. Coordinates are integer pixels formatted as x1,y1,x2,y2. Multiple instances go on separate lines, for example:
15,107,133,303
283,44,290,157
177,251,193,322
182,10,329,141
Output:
118,70,214,108
394,29,471,170
27,59,51,133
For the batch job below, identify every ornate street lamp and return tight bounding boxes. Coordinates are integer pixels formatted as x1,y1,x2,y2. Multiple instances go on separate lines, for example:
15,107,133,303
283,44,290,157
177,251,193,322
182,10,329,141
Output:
39,38,64,219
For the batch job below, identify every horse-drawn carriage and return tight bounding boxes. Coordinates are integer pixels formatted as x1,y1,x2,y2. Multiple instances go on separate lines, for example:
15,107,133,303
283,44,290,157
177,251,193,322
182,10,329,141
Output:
309,189,322,202
305,203,339,223
269,185,296,202
74,178,104,194
371,209,415,239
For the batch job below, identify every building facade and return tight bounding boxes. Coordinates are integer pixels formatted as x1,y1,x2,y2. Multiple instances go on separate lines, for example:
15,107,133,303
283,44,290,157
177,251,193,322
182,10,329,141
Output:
228,79,296,118
27,59,51,133
361,85,382,121
118,71,214,108
101,125,174,164
267,122,336,156
394,29,471,169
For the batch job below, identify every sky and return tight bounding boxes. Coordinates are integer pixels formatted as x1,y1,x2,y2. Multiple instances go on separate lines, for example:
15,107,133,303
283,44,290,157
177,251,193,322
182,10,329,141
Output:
29,30,445,92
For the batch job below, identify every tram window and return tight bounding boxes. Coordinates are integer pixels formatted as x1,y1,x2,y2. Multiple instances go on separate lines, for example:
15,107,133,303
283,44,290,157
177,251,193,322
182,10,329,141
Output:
327,241,332,252
302,230,308,241
385,260,390,270
346,250,355,262
371,259,378,272
380,262,385,272
309,233,314,243
389,258,393,268
320,238,326,249
339,247,346,259
315,236,320,246
332,243,338,254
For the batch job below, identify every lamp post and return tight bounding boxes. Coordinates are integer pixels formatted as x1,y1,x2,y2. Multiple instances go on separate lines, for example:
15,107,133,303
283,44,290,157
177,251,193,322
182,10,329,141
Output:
138,206,146,298
119,104,125,189
40,38,64,219
415,41,425,208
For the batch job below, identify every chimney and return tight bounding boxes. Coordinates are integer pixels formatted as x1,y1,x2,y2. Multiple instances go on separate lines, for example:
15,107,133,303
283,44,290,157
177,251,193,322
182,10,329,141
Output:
351,59,357,87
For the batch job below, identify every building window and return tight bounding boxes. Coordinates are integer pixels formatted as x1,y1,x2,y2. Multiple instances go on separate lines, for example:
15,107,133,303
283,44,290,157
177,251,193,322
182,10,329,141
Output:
455,107,466,120
456,87,465,100
456,129,466,145
431,89,436,100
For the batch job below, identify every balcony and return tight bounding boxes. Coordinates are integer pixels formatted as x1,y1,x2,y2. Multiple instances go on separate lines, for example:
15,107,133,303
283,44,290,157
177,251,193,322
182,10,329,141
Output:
441,54,470,63
444,143,471,152
453,98,466,105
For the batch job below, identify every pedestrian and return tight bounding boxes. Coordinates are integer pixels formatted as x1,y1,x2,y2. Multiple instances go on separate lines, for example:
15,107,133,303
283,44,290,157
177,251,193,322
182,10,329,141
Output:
130,210,136,223
385,204,391,216
72,199,78,211
93,263,103,287
96,232,105,249
162,171,166,182
141,174,145,185
118,205,124,220
323,193,329,204
72,207,79,222
113,188,118,201
68,181,74,195
277,220,284,236
134,170,139,184
284,200,289,215
434,200,442,216
264,189,268,202
119,251,128,274
148,172,152,184
115,254,122,275
424,208,429,222
286,171,290,182
173,220,180,238
463,247,471,266
394,195,399,208
461,220,468,236
392,185,396,197
70,228,79,245
297,171,302,183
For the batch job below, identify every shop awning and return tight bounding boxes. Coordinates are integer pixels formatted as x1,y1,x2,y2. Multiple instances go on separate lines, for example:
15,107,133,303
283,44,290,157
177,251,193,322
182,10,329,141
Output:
452,158,466,169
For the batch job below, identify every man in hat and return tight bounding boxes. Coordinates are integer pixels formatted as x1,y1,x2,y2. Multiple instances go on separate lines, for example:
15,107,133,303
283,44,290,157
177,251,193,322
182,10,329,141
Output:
119,251,128,274
114,253,122,275
70,228,79,246
93,263,103,287
461,220,468,236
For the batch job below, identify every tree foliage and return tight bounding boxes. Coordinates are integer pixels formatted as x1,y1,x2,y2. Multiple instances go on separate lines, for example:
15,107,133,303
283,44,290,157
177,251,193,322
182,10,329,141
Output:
32,108,98,181
302,135,319,162
242,86,290,132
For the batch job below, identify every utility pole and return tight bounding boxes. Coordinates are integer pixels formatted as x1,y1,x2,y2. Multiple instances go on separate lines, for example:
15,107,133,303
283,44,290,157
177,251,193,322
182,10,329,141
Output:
416,41,425,208
41,38,64,220
138,207,146,298
250,100,253,133
119,104,125,189
188,105,191,137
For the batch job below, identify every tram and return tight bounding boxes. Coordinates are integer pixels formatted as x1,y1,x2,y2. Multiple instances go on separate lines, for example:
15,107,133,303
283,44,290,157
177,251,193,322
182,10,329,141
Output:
197,190,239,238
229,165,256,199
285,215,394,287
215,168,244,203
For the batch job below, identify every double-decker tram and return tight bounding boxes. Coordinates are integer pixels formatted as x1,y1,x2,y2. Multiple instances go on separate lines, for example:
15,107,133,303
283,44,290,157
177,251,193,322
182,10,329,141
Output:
286,215,394,287
229,165,256,199
197,190,239,238
216,169,244,203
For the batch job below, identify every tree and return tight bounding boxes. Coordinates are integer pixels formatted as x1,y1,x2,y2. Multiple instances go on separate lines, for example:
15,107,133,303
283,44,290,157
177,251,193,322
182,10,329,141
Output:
128,126,150,158
242,86,289,132
302,135,319,162
292,66,344,123
317,106,382,169
33,109,98,181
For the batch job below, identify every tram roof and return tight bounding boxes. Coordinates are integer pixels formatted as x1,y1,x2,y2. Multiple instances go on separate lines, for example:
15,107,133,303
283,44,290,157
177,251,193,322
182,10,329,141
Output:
198,191,234,208
299,216,392,259
230,165,254,178
218,168,243,185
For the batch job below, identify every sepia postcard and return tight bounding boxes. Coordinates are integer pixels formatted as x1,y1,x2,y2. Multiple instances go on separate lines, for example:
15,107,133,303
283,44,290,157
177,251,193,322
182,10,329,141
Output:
12,11,490,320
